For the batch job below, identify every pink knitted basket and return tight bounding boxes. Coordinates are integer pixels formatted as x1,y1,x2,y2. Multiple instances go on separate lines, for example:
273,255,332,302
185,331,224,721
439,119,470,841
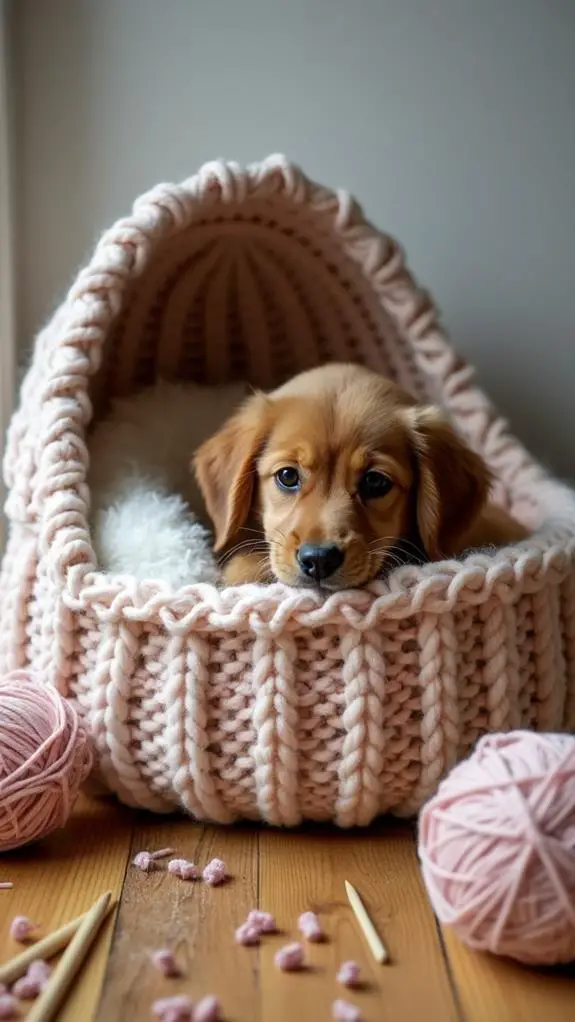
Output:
1,155,574,826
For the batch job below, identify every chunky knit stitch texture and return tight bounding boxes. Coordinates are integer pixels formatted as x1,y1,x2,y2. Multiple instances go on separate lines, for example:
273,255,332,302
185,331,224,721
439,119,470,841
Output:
1,155,574,825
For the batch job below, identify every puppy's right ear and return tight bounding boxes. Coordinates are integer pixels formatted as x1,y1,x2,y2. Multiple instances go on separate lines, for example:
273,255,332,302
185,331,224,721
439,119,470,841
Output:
193,392,270,551
403,405,492,559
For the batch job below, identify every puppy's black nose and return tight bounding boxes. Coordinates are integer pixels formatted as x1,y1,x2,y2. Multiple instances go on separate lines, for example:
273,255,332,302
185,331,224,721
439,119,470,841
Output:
297,543,344,581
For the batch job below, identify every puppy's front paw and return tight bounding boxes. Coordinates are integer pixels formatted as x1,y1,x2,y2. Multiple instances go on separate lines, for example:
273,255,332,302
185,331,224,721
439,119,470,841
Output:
221,552,273,586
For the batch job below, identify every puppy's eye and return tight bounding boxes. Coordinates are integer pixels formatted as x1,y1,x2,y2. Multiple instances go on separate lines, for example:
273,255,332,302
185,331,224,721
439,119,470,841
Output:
358,469,393,500
275,466,301,491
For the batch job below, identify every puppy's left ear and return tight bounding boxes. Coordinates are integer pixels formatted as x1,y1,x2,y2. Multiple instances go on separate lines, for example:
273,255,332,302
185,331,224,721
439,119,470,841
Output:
404,406,492,559
193,392,270,551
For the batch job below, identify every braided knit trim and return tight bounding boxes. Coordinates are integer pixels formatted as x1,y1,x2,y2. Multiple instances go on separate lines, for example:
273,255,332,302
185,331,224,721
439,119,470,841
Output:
50,538,573,632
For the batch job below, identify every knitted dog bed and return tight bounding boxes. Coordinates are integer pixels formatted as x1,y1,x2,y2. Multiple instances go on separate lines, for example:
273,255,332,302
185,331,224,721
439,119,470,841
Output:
1,155,574,827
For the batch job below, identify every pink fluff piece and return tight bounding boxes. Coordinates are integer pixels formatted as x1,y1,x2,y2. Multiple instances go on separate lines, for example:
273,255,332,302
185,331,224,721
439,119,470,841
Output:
132,851,156,872
419,731,575,966
274,942,305,971
332,999,361,1021
0,674,93,853
10,958,52,1000
246,910,276,934
152,995,194,1021
202,858,227,886
150,948,180,977
193,995,221,1022
12,975,40,1000
0,996,19,1020
168,858,199,881
235,922,260,946
336,961,361,988
297,911,323,942
0,883,13,890
9,916,36,942
26,960,51,988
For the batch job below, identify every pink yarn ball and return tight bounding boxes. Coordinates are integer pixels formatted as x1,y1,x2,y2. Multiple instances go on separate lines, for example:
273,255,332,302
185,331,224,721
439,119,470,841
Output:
419,730,575,965
0,672,93,852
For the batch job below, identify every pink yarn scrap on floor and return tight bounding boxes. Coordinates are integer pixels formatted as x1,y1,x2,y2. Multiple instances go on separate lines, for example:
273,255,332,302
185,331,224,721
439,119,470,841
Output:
152,994,194,1021
274,943,305,971
10,957,52,1000
0,995,19,1020
150,948,180,977
202,858,227,886
336,961,361,988
246,909,277,934
12,975,39,1000
9,916,36,942
168,858,199,881
193,995,221,1022
235,908,277,943
332,999,361,1021
132,851,156,872
26,960,51,987
235,922,260,946
297,911,323,942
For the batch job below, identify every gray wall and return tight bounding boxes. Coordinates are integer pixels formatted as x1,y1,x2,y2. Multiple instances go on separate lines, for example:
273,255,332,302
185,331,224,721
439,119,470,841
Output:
12,0,575,477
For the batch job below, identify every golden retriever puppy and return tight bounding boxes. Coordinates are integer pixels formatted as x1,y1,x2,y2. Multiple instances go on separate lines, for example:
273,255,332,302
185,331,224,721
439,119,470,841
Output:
193,363,527,589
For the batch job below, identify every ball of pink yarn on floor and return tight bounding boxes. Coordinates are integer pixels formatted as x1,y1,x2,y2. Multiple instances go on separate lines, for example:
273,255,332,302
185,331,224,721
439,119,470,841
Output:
419,731,575,965
0,673,93,852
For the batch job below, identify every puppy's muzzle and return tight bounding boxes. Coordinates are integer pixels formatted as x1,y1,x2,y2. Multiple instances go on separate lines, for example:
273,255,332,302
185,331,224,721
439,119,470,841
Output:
296,543,344,582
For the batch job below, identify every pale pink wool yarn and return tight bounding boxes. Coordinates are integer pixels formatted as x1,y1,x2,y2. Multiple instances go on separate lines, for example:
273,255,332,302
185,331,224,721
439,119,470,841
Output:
419,731,575,965
0,673,93,852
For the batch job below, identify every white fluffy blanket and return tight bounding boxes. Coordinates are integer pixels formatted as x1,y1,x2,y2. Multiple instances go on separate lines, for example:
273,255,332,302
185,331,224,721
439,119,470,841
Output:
88,380,247,586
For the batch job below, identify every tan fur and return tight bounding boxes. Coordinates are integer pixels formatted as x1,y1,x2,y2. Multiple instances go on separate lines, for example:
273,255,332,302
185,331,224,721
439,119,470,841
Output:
193,364,528,589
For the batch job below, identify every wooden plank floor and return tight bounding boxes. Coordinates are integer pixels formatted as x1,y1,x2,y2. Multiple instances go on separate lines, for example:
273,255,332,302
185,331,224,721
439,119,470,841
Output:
0,796,573,1021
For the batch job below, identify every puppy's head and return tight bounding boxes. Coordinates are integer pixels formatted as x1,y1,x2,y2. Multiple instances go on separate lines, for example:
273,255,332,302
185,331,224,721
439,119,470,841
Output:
194,364,491,589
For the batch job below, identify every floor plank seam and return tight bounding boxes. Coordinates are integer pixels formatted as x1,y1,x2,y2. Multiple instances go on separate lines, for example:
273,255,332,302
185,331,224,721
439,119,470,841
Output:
434,917,467,1022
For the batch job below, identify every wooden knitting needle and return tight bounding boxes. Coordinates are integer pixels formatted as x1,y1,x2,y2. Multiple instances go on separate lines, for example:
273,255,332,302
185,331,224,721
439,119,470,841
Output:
0,913,87,985
27,891,113,1022
345,880,389,964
